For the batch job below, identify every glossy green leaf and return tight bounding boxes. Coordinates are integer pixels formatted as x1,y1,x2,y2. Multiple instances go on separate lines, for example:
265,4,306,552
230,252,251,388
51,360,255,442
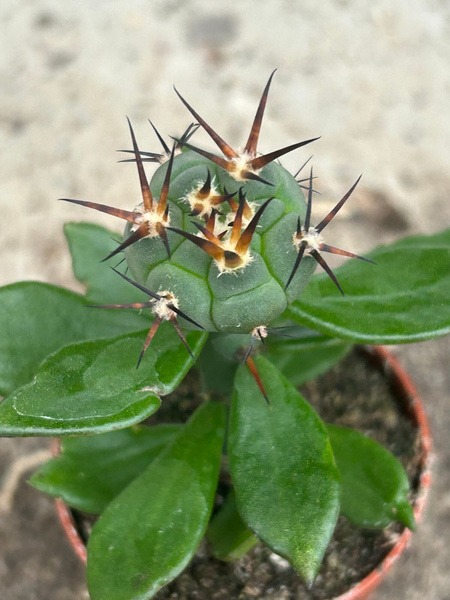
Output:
0,282,149,397
327,424,415,530
29,424,181,513
228,356,340,584
0,327,207,436
207,489,258,561
287,229,450,343
87,401,225,600
64,222,148,304
265,334,351,386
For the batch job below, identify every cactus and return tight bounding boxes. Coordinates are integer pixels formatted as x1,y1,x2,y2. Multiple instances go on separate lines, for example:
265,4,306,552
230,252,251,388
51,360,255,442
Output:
1,73,449,600
62,72,369,360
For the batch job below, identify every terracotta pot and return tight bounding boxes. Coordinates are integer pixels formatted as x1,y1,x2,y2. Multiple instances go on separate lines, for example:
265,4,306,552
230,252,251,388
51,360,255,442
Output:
54,345,432,600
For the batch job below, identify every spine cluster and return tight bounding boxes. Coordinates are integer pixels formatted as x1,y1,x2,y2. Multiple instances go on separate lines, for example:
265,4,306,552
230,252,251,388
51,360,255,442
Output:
61,73,371,362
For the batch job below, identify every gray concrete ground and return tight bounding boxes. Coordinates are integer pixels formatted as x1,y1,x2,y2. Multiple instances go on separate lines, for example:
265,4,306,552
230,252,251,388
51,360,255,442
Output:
0,1,449,598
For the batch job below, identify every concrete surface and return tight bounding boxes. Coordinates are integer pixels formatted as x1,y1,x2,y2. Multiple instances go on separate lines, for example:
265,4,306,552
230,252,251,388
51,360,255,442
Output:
0,1,449,598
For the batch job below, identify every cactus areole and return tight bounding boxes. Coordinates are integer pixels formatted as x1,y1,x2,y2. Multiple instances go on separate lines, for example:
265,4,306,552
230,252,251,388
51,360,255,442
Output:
62,72,367,357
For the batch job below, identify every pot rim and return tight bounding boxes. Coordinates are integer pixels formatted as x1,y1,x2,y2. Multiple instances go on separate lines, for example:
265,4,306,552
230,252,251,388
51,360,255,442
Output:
334,345,432,600
53,344,432,599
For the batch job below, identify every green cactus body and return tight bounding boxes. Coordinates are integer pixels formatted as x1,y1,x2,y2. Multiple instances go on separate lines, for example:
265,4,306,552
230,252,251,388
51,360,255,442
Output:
60,75,367,355
124,151,317,333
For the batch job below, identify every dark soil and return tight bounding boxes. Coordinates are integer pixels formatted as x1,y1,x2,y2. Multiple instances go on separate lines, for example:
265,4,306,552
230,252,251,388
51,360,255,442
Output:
72,347,422,600
303,348,421,486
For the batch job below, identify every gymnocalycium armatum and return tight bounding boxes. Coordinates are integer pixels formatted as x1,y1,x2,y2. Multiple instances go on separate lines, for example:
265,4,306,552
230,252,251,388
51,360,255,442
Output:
1,72,449,600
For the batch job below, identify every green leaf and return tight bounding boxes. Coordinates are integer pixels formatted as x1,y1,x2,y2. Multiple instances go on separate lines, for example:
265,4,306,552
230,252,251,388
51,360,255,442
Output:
64,222,148,304
29,424,181,513
0,282,149,397
0,327,207,436
228,356,340,585
287,229,450,343
87,401,225,600
207,489,258,561
265,334,351,386
327,424,415,530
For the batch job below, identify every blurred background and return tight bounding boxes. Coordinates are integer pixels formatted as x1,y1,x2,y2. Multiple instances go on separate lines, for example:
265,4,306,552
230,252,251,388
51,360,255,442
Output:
0,1,449,598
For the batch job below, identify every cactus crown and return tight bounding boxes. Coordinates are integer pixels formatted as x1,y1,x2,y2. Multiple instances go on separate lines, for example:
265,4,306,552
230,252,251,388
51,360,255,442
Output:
61,72,367,363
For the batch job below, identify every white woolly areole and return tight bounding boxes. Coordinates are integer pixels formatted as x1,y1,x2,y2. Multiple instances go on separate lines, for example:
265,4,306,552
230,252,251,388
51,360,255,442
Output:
158,148,183,165
152,291,179,320
228,153,261,182
252,325,268,339
224,200,256,229
293,226,324,254
183,178,220,219
215,239,254,275
131,208,170,236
